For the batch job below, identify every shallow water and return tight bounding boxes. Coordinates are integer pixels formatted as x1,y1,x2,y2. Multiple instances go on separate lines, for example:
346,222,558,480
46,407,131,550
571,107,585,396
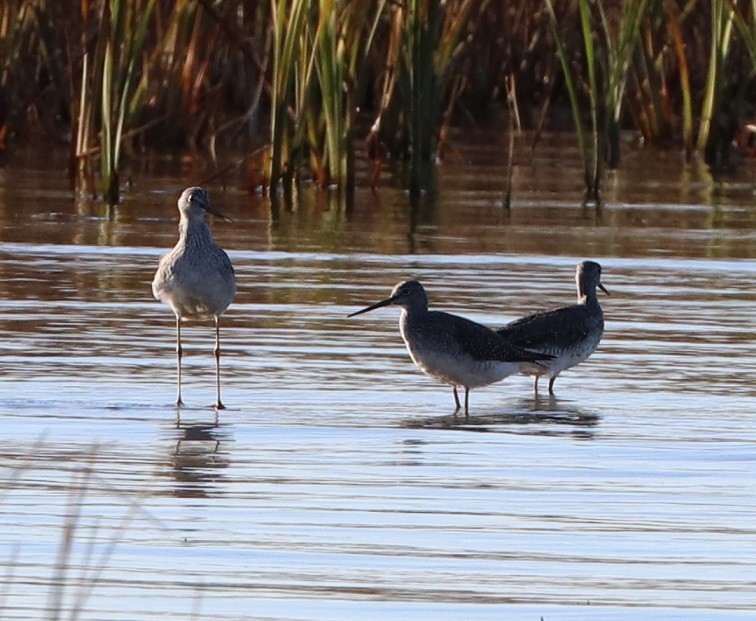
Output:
0,132,755,620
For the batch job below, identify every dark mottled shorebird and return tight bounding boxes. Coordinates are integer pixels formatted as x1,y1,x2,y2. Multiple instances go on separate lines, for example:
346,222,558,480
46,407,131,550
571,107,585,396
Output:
152,187,236,409
348,280,553,414
497,261,608,395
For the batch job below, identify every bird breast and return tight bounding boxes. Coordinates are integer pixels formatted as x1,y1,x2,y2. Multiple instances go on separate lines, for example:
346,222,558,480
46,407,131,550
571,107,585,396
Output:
152,243,236,319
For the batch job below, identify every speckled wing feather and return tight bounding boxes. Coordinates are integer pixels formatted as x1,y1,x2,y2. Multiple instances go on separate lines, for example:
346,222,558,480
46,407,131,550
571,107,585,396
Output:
497,305,594,351
428,311,552,363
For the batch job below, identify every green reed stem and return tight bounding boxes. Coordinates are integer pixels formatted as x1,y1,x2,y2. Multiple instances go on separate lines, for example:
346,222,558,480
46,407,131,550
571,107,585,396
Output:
598,0,649,168
544,0,591,199
75,0,156,205
697,0,734,154
727,0,756,71
666,1,694,156
577,0,600,201
269,0,311,190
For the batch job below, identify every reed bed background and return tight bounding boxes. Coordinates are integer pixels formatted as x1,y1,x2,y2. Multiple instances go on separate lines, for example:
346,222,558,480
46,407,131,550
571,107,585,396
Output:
0,0,754,203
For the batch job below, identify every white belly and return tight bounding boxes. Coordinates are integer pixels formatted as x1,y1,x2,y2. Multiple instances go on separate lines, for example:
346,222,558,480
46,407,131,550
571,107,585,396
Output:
522,332,602,379
407,346,520,389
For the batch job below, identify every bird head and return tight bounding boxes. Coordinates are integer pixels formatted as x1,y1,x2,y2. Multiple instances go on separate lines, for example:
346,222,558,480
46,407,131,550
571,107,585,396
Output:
178,187,233,223
348,279,428,317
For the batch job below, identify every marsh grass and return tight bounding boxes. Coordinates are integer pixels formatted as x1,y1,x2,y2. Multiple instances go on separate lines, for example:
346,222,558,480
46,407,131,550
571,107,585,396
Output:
0,1,754,202
665,1,694,155
546,0,651,203
547,0,754,199
545,0,596,202
267,0,385,195
368,0,483,195
597,0,650,168
698,0,735,158
71,0,157,205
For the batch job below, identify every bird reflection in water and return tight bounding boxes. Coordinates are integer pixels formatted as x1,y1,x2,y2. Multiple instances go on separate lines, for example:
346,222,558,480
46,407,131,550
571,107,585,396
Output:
403,394,600,439
168,418,231,498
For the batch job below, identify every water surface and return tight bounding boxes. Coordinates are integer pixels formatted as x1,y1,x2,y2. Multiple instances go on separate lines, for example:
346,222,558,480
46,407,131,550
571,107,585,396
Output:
0,133,754,620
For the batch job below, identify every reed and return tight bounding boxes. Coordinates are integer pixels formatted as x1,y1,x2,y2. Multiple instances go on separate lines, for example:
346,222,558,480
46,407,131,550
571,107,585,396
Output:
368,0,482,195
697,0,735,164
665,1,693,155
546,0,654,201
146,1,209,149
544,0,595,201
267,0,386,194
0,0,754,199
729,0,756,68
268,0,308,191
400,0,443,195
314,0,385,191
73,0,157,205
597,0,650,169
315,2,348,188
1,1,76,154
502,74,517,210
579,0,601,201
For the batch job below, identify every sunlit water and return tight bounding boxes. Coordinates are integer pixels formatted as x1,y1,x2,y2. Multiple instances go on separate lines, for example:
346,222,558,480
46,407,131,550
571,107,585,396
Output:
0,132,755,620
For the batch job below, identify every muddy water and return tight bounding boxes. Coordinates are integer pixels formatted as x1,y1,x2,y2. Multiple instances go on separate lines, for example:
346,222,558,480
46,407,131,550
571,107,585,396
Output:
0,132,754,620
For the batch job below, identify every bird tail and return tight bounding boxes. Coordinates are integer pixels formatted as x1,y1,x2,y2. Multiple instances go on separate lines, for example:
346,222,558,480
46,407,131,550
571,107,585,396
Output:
520,356,554,375
515,345,555,364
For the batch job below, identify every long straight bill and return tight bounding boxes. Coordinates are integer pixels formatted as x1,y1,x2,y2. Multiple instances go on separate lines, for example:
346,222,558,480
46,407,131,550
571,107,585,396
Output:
347,296,397,317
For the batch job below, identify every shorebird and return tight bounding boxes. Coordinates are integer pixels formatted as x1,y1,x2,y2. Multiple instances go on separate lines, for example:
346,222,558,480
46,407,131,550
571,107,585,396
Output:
152,187,236,409
348,280,553,414
497,261,608,395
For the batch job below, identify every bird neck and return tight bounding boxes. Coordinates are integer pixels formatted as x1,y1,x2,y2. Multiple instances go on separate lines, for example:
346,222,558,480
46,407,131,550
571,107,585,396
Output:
399,308,415,344
577,284,599,306
399,304,428,333
179,215,213,245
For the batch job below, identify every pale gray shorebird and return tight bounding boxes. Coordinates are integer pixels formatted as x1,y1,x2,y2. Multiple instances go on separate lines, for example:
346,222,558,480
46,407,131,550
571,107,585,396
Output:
152,187,236,409
497,261,608,395
348,280,553,415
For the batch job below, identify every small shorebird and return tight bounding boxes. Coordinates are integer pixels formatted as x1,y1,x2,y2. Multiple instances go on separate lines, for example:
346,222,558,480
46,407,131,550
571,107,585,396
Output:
497,261,608,395
349,280,553,414
152,187,236,409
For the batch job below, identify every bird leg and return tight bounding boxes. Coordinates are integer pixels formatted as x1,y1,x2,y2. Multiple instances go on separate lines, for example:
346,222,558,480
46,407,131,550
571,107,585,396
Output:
533,375,539,396
175,316,184,407
464,388,470,417
548,376,556,395
453,386,461,411
214,316,225,410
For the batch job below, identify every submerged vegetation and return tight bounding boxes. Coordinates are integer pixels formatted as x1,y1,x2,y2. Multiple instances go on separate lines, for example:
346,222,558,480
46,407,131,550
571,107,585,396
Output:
0,0,754,203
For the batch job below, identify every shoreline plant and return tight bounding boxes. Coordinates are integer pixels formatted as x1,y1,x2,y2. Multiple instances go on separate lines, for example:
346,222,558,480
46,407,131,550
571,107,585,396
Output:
0,0,753,204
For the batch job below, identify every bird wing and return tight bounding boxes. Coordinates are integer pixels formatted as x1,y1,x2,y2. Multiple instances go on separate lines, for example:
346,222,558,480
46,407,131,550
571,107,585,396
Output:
432,311,553,363
497,305,593,351
216,247,235,278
